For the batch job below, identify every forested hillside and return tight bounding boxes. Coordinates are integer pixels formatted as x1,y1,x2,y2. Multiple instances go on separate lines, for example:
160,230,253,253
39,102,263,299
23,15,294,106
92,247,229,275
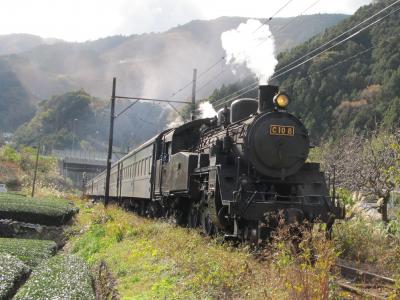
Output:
0,14,347,132
209,0,400,141
13,91,168,151
0,60,35,132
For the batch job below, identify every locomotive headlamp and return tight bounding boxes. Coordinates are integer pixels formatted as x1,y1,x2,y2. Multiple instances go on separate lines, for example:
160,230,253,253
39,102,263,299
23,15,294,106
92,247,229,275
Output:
273,93,290,109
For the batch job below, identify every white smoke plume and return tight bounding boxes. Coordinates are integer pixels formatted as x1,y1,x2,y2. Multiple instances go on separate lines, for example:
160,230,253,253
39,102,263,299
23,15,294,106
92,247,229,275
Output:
199,101,217,118
221,19,278,84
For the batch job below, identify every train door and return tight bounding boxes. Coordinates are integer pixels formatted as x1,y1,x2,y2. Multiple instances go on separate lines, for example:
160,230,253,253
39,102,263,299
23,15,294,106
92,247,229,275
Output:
160,140,172,194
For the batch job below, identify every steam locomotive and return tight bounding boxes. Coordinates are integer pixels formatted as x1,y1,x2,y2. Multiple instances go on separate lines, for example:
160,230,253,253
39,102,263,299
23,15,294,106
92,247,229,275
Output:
85,85,344,242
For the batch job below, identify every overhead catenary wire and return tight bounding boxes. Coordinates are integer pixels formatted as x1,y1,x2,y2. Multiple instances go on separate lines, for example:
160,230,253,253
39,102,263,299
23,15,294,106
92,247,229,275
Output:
213,47,375,108
252,0,295,33
211,0,328,107
166,0,298,102
212,1,400,109
254,0,323,48
195,0,323,98
274,0,400,74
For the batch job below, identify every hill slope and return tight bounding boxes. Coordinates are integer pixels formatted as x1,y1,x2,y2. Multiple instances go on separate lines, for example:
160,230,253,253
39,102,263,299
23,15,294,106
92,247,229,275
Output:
13,90,168,151
0,14,347,133
209,0,400,141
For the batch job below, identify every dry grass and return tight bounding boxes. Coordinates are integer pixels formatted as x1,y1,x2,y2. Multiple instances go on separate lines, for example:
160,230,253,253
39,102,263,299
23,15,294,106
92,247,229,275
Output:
333,218,400,276
67,201,342,299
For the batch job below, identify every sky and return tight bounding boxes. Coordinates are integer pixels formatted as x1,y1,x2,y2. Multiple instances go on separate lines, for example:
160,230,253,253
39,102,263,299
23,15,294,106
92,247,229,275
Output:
0,0,373,42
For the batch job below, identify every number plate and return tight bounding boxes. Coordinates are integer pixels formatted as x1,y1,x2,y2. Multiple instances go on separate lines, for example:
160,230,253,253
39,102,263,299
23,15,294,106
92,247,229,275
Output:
269,125,295,136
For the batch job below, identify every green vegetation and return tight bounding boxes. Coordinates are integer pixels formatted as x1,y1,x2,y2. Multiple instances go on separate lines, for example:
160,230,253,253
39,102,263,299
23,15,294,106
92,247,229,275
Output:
68,202,343,299
0,253,30,299
0,144,70,193
14,255,95,300
0,238,56,267
334,218,400,274
0,193,78,225
0,58,35,132
14,90,96,150
209,0,400,141
12,90,167,152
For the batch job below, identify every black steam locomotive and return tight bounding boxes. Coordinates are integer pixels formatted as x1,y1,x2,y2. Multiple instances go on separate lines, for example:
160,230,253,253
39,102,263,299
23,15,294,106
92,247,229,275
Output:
85,85,344,242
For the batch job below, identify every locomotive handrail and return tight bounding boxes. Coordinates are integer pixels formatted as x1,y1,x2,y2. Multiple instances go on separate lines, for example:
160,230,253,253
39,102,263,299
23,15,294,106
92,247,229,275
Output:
235,190,337,205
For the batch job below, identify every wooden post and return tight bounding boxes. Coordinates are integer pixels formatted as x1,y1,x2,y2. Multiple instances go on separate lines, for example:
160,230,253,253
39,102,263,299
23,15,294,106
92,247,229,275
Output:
31,143,40,197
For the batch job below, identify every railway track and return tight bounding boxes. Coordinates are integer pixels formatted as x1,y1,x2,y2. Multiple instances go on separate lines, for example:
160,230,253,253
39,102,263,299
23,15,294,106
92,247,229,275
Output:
336,261,396,299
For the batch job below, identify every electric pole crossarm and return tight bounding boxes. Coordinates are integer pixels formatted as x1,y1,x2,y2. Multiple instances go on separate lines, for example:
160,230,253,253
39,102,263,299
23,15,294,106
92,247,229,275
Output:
115,95,191,104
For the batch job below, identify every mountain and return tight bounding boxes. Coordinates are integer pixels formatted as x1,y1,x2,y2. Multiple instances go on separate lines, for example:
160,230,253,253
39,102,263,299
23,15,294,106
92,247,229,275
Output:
13,90,169,151
0,59,35,132
0,34,62,55
0,14,347,134
208,0,400,142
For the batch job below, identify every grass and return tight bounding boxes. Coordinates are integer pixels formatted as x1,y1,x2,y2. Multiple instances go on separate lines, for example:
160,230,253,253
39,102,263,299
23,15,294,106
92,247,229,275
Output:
13,254,95,300
334,218,400,275
0,238,57,267
68,201,342,299
0,192,78,225
0,253,30,299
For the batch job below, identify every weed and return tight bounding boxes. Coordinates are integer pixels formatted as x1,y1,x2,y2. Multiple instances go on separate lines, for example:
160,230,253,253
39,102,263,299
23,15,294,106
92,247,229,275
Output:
67,202,346,299
334,218,400,275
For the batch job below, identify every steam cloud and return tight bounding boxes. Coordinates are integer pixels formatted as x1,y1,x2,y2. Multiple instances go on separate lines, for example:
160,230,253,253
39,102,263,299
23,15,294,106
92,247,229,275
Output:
199,101,217,118
221,19,278,84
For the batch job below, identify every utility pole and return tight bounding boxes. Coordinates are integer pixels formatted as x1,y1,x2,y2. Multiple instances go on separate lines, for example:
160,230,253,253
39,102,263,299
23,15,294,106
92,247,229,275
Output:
102,77,192,207
191,68,197,120
31,143,40,197
104,77,116,207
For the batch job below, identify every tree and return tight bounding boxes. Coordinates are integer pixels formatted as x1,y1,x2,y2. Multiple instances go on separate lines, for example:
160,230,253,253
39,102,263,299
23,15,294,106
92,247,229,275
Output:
321,131,399,223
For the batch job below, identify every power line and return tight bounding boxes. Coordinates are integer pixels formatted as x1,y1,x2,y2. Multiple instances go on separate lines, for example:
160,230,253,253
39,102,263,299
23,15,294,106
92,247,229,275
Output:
213,48,373,109
212,1,400,109
274,0,400,74
252,0,295,33
254,0,322,48
196,69,226,93
166,0,298,101
195,0,323,98
272,4,400,80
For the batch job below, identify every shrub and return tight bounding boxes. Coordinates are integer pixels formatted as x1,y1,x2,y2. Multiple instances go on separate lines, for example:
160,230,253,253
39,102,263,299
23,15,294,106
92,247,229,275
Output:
266,225,338,299
0,145,21,163
334,218,400,274
0,253,30,299
0,238,57,267
14,255,95,300
0,193,78,225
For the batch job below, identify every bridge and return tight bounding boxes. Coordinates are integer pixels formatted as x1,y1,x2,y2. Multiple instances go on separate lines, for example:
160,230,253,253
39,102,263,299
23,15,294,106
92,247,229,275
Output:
52,150,109,185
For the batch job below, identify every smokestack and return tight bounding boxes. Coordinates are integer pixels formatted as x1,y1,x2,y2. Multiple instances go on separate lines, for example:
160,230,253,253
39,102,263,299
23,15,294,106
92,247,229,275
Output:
258,85,279,113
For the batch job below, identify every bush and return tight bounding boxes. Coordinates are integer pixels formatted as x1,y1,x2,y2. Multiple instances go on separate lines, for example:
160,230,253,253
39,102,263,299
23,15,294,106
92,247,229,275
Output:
14,255,95,300
0,238,57,267
0,145,21,163
0,253,30,299
334,218,400,274
0,193,78,225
